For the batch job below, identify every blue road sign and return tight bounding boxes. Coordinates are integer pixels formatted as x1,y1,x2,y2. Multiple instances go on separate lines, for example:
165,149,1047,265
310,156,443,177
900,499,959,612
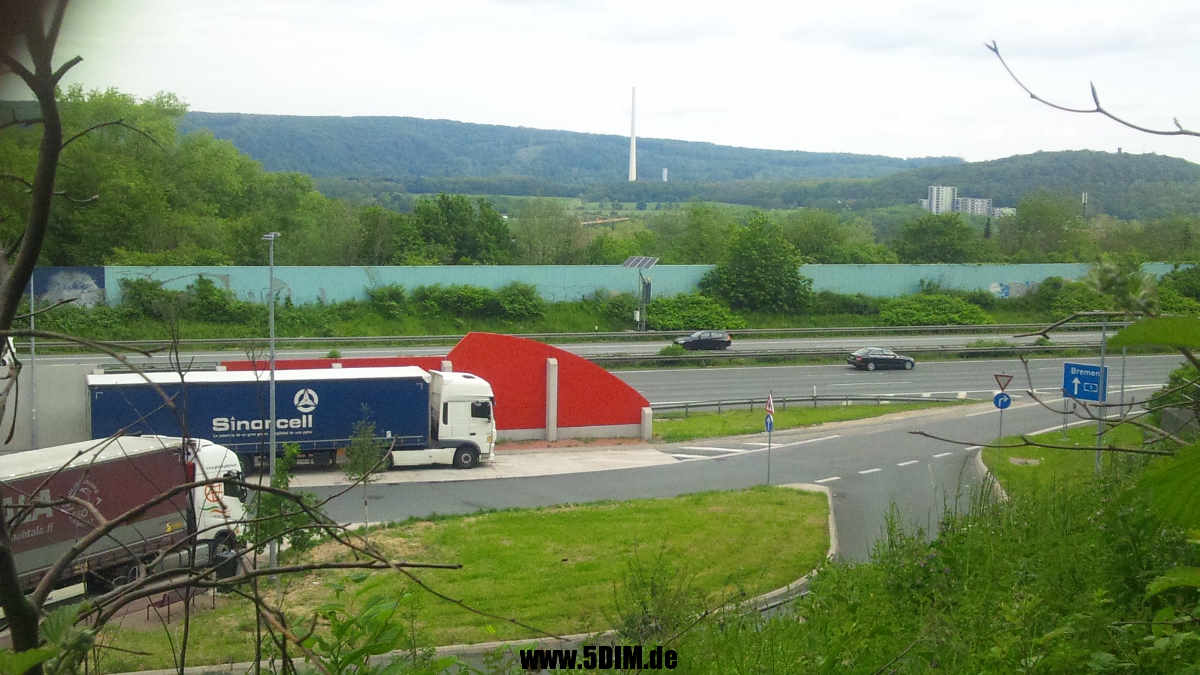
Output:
993,392,1012,409
765,413,774,433
1062,362,1108,402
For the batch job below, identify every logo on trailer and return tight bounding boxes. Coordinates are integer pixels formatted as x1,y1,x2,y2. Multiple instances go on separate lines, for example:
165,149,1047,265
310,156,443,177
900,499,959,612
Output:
294,388,319,413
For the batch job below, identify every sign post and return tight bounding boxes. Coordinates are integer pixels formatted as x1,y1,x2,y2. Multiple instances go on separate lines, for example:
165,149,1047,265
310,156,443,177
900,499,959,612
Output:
1062,361,1110,474
993,373,1013,440
765,392,775,485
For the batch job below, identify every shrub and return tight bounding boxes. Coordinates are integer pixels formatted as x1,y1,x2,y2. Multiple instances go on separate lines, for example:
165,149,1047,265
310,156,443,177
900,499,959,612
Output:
119,278,181,319
584,291,637,325
410,284,500,318
647,294,747,331
1159,264,1200,301
184,276,254,323
1158,285,1200,316
878,294,993,326
366,284,407,318
496,282,545,321
810,291,881,316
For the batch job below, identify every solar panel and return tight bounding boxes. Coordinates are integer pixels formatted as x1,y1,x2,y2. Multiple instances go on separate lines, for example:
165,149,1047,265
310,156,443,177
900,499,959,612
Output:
621,256,659,270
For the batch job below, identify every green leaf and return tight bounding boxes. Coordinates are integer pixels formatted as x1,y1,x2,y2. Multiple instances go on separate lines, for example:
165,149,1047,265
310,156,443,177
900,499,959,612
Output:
1108,316,1200,348
1146,566,1200,598
0,646,57,675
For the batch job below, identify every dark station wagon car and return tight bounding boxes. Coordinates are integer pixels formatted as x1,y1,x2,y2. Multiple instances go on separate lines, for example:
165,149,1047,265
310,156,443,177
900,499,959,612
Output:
675,330,733,350
847,347,915,371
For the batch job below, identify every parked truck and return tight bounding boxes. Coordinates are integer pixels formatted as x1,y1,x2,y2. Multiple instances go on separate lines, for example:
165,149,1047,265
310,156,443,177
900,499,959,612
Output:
86,366,497,470
0,435,245,595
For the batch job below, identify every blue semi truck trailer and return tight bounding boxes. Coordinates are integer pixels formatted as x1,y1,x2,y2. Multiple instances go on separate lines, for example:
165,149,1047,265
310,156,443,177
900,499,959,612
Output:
86,366,496,470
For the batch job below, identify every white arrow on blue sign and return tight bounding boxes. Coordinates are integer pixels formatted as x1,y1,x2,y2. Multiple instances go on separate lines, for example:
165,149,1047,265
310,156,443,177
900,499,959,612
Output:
993,392,1012,409
765,413,774,433
1062,362,1107,402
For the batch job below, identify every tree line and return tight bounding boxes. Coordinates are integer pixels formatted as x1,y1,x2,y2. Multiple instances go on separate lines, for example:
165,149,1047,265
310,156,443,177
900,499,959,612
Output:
5,88,1200,269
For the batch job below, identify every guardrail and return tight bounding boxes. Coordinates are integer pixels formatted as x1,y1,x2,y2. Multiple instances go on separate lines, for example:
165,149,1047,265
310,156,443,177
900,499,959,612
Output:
652,394,970,416
590,342,1099,364
20,321,1130,351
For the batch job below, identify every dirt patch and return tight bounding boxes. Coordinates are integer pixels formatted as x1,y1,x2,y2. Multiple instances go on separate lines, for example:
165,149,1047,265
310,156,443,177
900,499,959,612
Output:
1008,457,1042,466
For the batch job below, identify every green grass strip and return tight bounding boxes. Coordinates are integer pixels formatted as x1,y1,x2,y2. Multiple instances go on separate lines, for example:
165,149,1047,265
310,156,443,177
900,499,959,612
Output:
97,486,829,672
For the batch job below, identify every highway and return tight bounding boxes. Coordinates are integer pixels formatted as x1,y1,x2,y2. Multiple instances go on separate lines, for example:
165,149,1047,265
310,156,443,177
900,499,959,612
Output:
302,353,1183,561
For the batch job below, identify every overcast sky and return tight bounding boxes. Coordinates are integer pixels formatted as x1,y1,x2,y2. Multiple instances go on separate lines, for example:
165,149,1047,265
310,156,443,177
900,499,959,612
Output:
9,0,1200,164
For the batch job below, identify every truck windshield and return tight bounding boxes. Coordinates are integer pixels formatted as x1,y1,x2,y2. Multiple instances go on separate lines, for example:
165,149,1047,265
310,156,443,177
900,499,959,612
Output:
471,401,491,420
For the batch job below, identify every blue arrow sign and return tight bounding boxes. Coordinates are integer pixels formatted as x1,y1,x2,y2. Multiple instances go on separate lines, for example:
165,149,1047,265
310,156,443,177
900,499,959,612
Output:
1062,362,1107,402
993,392,1012,409
765,413,774,433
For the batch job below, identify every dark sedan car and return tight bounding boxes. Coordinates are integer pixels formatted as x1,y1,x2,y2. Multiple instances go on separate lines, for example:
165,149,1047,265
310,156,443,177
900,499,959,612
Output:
675,330,733,350
847,347,915,371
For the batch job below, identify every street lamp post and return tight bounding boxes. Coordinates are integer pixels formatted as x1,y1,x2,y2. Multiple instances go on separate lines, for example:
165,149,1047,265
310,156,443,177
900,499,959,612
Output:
262,232,281,568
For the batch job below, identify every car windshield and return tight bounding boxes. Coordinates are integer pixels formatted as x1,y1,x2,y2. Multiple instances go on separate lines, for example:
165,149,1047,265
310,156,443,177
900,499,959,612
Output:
852,348,871,356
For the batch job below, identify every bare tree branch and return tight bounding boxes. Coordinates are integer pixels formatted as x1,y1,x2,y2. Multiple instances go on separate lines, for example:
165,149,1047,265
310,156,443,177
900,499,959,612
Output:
60,118,162,151
987,41,1200,137
908,430,1173,456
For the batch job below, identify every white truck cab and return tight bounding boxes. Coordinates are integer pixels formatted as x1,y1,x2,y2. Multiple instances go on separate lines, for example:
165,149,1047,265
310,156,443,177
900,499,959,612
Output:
388,370,496,469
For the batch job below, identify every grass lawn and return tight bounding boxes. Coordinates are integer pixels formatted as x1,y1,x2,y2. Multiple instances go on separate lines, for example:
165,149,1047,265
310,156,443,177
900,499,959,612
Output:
654,401,962,442
981,424,1145,493
96,486,829,672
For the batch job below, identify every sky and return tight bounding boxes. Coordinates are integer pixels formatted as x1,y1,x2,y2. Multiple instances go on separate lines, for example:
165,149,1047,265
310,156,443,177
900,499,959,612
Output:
7,0,1200,164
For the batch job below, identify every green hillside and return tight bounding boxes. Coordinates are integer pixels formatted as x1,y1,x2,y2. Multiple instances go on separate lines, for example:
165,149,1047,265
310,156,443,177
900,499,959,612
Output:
177,111,961,184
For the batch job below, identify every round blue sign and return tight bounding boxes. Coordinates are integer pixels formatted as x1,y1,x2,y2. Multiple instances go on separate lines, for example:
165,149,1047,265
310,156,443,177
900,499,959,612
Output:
993,392,1012,410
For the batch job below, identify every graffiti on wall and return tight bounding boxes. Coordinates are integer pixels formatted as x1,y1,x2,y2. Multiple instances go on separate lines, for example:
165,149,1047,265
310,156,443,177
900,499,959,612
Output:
989,281,1040,299
31,267,105,308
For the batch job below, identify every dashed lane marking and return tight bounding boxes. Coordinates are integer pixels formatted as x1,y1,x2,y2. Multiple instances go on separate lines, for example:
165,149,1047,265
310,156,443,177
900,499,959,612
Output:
897,460,919,467
678,446,748,453
815,476,840,483
775,434,841,449
670,454,709,460
858,467,882,474
932,452,953,458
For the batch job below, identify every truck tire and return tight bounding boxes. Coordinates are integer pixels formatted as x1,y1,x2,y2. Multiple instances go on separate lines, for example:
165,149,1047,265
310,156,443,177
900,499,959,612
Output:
453,447,478,469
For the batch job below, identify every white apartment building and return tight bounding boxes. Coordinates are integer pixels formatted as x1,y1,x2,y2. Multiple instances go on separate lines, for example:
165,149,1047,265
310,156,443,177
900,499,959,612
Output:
927,185,957,214
954,197,992,216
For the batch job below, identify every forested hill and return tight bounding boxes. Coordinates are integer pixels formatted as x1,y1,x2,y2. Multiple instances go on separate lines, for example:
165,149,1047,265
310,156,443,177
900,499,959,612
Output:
177,111,962,184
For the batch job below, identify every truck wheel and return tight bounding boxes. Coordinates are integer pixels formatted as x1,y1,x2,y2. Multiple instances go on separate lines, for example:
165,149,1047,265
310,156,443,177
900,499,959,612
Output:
453,447,478,469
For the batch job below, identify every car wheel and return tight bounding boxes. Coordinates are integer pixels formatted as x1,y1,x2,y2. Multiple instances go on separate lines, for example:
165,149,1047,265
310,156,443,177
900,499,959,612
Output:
904,360,914,370
866,361,876,371
453,447,478,469
720,343,730,350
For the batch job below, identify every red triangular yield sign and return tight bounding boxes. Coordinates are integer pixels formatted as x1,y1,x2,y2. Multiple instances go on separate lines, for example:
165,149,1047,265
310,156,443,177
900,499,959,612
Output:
994,373,1013,391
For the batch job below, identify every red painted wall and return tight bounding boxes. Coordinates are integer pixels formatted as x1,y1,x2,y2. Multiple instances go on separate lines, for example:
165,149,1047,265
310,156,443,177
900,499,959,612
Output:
447,332,647,430
220,332,647,431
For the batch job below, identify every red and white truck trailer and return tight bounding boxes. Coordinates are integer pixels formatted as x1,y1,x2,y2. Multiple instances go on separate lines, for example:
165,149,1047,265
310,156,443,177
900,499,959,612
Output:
0,435,246,595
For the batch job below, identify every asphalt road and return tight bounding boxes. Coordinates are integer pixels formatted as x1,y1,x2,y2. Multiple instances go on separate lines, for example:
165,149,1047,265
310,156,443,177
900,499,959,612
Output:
306,354,1182,561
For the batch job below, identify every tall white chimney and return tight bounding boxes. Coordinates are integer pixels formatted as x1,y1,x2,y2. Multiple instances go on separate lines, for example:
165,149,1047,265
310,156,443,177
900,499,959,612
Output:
628,86,637,182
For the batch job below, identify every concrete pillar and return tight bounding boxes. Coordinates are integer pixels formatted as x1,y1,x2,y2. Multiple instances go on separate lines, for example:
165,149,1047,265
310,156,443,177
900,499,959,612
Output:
546,358,559,442
641,406,653,441
440,359,453,372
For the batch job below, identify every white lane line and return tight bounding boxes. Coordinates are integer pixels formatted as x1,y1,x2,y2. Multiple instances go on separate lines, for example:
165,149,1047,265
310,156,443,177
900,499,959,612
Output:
775,434,841,449
858,467,882,475
671,454,708,460
815,476,840,483
965,446,981,451
678,446,747,453
932,451,954,458
745,442,769,446
829,381,911,387
897,460,919,467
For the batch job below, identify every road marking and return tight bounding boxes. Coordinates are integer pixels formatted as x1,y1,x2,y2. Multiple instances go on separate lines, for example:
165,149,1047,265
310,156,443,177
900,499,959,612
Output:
671,454,708,460
965,445,981,451
829,381,911,387
858,467,882,474
678,446,747,453
774,434,841,449
745,442,769,446
815,476,840,483
897,460,919,467
932,452,953,458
